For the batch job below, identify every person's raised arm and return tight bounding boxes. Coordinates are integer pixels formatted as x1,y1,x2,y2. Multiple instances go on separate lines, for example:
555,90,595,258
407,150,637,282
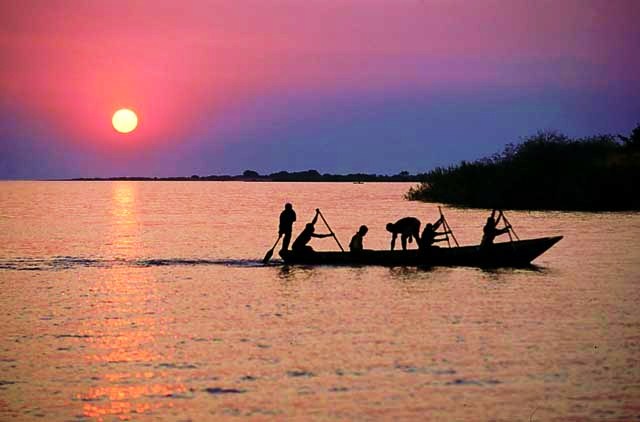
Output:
311,209,319,225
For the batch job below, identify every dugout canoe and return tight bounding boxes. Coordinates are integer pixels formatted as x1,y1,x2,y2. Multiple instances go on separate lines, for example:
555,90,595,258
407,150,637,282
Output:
279,236,562,268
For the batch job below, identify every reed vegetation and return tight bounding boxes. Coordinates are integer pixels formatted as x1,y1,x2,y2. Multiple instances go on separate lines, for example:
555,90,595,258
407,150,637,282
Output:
406,125,640,211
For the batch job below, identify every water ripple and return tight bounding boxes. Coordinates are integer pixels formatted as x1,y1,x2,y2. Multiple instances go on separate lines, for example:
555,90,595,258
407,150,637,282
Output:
0,256,265,271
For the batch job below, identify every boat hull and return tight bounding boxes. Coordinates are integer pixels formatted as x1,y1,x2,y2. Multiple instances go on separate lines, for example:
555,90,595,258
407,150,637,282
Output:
280,236,563,268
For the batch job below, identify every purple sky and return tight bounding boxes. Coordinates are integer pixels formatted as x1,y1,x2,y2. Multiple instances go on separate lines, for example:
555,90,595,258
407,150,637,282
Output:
1,0,639,178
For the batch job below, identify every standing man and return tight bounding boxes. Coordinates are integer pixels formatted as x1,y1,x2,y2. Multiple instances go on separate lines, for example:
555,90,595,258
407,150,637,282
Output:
386,217,421,250
279,203,296,253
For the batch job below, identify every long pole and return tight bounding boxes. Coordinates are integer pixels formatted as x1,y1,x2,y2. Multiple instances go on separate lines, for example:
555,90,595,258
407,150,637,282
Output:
437,207,450,247
502,211,514,242
445,219,460,247
317,209,345,252
444,226,451,248
438,207,451,247
500,211,520,241
438,207,460,247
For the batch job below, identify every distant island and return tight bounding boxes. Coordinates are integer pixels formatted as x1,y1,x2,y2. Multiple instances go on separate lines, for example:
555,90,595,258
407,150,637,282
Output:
406,125,640,211
70,169,424,182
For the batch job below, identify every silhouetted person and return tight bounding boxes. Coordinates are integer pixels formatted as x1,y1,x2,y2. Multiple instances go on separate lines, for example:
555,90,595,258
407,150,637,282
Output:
279,203,296,252
481,209,511,247
291,210,333,253
419,218,447,250
386,217,421,251
349,225,368,252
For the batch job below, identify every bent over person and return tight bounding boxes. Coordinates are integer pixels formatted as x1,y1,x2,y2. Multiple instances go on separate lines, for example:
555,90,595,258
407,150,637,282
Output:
386,217,421,251
291,210,333,253
279,203,296,252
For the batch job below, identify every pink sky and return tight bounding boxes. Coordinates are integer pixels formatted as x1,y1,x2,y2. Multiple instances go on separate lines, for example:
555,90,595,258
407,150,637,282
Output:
1,0,639,177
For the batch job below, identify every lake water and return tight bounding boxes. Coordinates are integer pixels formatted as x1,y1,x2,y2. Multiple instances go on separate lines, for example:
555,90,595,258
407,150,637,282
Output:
1,181,639,421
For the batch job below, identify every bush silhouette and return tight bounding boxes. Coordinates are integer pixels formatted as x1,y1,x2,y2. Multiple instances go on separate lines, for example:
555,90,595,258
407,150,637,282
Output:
406,125,640,211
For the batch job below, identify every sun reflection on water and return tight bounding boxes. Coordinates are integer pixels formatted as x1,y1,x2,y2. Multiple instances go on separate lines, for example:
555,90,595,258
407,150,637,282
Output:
4,182,638,421
78,378,186,421
110,182,143,258
73,257,181,419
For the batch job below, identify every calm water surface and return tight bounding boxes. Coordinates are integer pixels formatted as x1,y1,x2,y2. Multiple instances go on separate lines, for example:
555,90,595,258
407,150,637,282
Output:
1,181,639,421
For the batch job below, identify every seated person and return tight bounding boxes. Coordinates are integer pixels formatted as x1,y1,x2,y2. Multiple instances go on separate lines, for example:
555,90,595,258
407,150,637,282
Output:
481,209,511,247
291,210,333,253
419,218,448,250
386,217,421,251
349,225,369,252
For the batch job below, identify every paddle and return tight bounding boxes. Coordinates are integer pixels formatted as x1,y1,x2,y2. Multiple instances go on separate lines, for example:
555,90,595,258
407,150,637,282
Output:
438,206,460,247
499,210,520,241
316,209,345,252
262,234,282,264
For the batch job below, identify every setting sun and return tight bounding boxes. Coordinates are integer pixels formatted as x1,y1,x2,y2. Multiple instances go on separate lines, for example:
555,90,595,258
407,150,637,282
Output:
112,109,138,134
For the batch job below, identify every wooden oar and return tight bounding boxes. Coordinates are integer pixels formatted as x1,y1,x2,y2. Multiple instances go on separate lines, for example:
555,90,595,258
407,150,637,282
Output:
262,234,282,264
317,209,345,252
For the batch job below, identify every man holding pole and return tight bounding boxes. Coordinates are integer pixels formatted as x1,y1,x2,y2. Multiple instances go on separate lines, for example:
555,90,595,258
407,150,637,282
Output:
481,209,512,247
291,209,334,253
419,217,448,250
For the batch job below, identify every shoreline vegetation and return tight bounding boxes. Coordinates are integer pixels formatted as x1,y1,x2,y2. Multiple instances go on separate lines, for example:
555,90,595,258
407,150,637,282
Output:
406,125,640,211
68,169,423,182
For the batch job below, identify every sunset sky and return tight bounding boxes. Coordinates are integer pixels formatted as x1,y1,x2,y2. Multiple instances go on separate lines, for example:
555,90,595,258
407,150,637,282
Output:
1,0,639,178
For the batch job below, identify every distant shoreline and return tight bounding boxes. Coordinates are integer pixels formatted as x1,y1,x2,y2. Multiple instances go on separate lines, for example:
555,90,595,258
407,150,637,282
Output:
63,170,424,183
